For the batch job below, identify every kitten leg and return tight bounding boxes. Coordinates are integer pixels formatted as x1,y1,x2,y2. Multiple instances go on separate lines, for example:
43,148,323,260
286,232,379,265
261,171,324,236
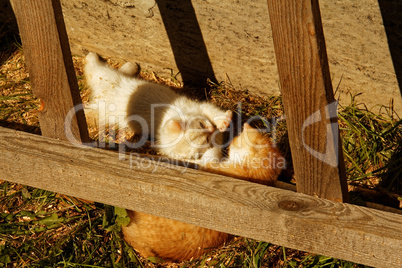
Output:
215,110,233,132
84,52,133,133
84,52,122,91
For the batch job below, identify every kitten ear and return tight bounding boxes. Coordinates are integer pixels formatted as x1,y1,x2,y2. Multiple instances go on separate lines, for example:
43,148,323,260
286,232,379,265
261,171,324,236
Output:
243,123,253,130
166,119,184,133
243,123,259,136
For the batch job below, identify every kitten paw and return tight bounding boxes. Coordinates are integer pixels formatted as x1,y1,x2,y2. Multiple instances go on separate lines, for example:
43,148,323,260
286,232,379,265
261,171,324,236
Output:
85,52,100,64
216,110,233,132
194,147,222,165
119,62,140,77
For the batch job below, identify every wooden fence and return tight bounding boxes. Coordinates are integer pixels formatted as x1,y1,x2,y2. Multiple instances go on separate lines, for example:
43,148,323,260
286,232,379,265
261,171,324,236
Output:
1,0,401,267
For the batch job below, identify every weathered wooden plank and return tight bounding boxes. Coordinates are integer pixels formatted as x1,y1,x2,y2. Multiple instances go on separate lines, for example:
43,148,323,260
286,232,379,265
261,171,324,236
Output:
10,0,90,143
267,0,349,202
1,127,401,267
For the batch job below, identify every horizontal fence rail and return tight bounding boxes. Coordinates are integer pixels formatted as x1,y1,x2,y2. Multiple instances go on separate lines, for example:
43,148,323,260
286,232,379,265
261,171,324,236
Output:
1,126,401,267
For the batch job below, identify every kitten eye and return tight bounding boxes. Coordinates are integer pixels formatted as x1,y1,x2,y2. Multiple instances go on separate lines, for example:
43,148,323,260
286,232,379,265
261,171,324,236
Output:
199,122,205,128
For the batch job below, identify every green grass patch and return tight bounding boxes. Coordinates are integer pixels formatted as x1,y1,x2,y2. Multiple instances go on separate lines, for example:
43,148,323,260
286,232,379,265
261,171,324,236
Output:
338,94,401,194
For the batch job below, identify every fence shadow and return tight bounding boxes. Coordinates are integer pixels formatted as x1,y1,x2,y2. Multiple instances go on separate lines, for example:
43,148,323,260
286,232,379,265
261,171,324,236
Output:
0,120,41,135
379,141,402,196
378,0,402,96
0,0,20,64
155,0,217,97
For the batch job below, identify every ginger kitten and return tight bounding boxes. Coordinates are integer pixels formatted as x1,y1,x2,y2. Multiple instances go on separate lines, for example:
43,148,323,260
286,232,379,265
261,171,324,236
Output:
122,123,285,262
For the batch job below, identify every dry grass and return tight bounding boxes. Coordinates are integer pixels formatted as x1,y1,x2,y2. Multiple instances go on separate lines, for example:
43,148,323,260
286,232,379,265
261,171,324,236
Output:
0,49,40,133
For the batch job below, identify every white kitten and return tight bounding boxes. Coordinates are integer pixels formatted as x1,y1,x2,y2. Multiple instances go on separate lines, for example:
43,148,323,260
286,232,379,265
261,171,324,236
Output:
84,52,232,160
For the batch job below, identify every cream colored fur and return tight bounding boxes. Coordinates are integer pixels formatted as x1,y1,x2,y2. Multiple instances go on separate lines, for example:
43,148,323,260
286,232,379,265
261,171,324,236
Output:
84,52,232,159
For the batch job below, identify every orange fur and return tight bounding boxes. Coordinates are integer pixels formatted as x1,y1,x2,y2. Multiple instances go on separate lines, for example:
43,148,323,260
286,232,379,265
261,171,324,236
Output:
122,123,285,262
203,123,285,186
123,211,231,262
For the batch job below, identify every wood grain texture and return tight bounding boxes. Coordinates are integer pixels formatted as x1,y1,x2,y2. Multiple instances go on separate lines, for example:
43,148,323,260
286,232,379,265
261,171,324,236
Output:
267,0,349,202
1,127,401,267
10,0,90,143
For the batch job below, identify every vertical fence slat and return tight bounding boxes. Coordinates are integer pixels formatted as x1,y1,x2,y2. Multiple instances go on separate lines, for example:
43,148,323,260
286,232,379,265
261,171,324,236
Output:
267,0,349,202
10,0,89,143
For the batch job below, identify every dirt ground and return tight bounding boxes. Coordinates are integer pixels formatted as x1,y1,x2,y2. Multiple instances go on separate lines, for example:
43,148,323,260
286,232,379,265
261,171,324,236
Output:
320,0,402,116
1,0,401,114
